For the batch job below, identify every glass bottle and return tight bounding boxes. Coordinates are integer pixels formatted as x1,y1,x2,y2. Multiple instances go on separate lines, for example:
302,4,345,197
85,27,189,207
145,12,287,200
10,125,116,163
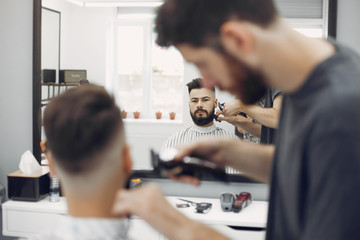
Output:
49,173,60,202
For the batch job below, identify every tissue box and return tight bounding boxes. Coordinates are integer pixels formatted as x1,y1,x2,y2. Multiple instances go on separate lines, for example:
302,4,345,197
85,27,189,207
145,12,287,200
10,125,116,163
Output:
8,168,50,201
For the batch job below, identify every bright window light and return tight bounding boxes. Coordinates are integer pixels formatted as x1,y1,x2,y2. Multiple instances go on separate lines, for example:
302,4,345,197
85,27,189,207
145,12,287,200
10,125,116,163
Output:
151,35,184,114
65,0,84,6
116,19,184,118
85,2,163,8
117,14,155,20
118,26,144,112
294,28,324,38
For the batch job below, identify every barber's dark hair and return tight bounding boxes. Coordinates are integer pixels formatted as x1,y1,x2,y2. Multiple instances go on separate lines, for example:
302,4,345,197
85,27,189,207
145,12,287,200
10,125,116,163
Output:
156,0,277,48
186,78,215,94
44,84,123,174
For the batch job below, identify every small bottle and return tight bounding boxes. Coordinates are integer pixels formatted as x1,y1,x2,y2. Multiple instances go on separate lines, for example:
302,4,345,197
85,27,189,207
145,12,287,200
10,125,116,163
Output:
49,173,60,202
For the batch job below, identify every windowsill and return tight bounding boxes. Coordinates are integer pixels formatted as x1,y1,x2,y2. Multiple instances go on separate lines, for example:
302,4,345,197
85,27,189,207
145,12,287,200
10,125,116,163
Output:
123,118,183,125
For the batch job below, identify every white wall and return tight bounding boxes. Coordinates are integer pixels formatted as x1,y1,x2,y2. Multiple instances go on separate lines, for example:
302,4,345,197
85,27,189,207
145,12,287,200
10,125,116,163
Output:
337,0,360,54
0,0,33,195
42,8,61,83
42,0,114,85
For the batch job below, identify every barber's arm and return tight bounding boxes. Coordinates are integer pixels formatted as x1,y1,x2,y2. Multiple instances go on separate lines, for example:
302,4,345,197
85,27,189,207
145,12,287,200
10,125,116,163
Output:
217,113,262,138
222,94,282,129
113,140,274,239
175,138,275,184
112,184,229,240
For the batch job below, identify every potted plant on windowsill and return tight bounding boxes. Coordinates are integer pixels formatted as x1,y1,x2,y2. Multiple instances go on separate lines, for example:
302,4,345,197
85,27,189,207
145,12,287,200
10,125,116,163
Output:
155,111,162,119
121,110,127,119
169,112,176,120
133,111,140,119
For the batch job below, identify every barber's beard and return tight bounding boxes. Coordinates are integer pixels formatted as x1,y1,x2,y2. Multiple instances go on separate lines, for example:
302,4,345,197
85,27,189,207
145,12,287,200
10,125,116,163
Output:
190,109,215,126
224,53,267,105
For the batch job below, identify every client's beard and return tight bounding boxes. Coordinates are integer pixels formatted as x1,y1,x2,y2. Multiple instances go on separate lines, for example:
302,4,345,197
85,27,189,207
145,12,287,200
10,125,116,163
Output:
190,109,215,126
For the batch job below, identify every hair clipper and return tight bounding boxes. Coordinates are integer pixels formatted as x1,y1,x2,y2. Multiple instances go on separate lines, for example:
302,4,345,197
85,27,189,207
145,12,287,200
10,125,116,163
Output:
233,192,252,213
220,193,235,212
151,149,228,182
218,102,247,118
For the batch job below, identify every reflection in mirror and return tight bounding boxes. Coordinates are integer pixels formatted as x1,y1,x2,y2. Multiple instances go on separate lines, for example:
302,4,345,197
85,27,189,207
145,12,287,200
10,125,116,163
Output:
36,0,337,183
39,0,186,170
41,6,61,125
41,7,60,84
40,0,113,140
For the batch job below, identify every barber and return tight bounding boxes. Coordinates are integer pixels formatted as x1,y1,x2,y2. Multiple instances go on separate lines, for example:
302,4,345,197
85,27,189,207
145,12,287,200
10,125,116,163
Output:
217,88,282,144
113,0,360,239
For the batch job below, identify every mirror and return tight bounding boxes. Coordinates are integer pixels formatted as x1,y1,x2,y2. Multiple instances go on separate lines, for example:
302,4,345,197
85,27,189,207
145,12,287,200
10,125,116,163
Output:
41,7,60,83
36,0,240,180
34,0,337,182
38,0,191,173
33,0,41,161
40,7,61,142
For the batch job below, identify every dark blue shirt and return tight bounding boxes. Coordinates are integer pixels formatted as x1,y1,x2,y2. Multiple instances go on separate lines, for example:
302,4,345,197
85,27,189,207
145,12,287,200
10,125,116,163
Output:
266,41,360,240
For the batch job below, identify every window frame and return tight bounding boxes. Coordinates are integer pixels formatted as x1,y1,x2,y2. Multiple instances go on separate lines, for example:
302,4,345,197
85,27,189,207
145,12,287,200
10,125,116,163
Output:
283,0,337,39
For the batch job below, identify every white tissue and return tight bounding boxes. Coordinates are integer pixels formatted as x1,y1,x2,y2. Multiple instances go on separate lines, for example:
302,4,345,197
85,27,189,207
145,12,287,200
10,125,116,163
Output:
19,150,42,175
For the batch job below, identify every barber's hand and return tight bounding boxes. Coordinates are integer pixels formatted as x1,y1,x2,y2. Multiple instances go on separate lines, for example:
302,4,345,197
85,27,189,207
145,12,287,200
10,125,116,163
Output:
166,139,235,186
168,171,201,186
217,115,241,126
113,183,231,240
216,110,240,125
236,126,246,135
174,138,237,172
222,99,245,116
216,110,252,127
112,183,169,222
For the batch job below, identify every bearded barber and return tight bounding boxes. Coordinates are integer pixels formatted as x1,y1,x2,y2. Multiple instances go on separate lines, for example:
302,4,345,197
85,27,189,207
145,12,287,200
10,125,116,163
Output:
113,0,360,239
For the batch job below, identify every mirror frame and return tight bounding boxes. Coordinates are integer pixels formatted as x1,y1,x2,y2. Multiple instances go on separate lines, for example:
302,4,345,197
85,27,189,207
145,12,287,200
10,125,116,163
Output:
328,0,338,39
33,0,42,162
32,0,338,167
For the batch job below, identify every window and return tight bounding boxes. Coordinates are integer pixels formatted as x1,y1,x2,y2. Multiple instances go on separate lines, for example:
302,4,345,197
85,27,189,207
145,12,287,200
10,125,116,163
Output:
276,0,330,38
151,35,184,115
117,25,144,112
113,0,330,119
116,12,184,119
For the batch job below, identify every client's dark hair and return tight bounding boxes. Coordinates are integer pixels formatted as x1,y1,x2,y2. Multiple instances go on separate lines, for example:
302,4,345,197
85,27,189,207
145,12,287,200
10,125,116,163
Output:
44,84,123,174
186,78,215,94
156,0,277,48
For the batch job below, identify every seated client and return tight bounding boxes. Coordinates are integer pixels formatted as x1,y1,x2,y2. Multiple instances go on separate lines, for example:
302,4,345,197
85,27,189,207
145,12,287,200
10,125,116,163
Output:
161,78,238,174
38,84,132,239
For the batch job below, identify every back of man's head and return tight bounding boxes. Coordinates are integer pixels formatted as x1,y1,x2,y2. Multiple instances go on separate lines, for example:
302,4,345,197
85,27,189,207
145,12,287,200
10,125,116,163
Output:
156,0,277,48
187,78,215,94
44,84,126,196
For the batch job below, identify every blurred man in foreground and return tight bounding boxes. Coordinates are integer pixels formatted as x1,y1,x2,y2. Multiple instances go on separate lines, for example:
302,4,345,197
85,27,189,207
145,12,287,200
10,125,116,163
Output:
38,85,132,239
37,85,225,240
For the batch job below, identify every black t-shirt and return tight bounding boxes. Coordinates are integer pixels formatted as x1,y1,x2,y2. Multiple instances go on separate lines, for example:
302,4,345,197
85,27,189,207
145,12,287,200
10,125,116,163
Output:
234,88,280,143
260,88,281,144
266,41,360,239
